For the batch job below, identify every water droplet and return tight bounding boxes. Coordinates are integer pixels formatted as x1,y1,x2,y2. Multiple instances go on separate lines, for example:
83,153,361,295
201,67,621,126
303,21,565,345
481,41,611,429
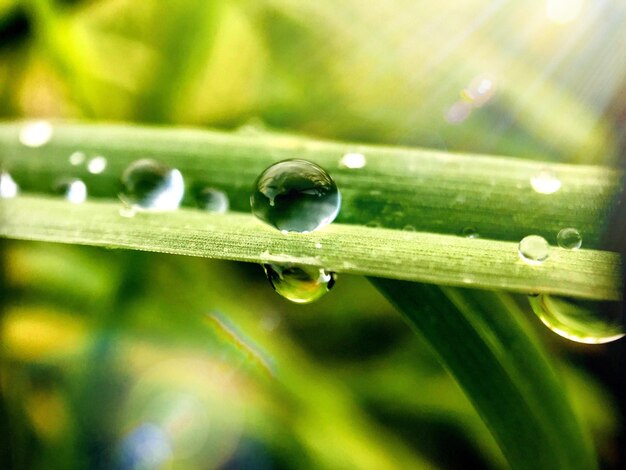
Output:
519,235,550,265
461,74,497,107
557,227,582,250
69,151,86,166
87,156,108,174
0,171,19,198
403,225,416,232
194,187,229,213
314,242,323,249
54,178,87,204
529,294,624,344
530,168,561,194
251,159,340,233
119,159,184,211
462,227,479,239
263,264,336,304
19,120,53,147
339,152,366,169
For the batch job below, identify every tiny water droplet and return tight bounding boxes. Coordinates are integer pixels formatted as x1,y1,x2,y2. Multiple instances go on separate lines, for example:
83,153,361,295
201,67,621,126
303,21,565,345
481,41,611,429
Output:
529,294,624,344
557,227,582,250
19,120,53,147
519,235,550,265
69,151,86,166
530,168,561,194
263,264,336,304
194,187,229,213
403,225,416,232
462,227,479,238
119,159,184,211
87,156,108,174
54,178,87,204
339,152,366,169
251,159,340,233
0,171,19,198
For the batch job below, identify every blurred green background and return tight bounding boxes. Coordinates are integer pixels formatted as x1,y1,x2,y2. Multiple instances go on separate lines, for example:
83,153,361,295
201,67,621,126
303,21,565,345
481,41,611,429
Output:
1,0,626,468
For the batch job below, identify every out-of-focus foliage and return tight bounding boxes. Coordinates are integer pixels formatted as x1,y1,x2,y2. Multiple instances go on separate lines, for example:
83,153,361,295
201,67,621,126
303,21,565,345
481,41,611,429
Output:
1,0,625,468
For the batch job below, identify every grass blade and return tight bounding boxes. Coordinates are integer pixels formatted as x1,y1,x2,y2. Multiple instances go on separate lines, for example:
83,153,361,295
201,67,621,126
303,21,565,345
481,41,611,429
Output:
0,196,619,300
371,279,597,470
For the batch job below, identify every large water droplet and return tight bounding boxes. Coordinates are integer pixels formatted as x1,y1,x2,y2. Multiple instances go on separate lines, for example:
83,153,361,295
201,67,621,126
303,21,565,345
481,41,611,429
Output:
519,235,550,265
119,159,184,211
529,294,624,344
54,178,87,204
19,120,53,147
557,227,582,250
263,264,336,303
530,168,561,194
251,159,340,233
0,171,19,198
195,187,229,213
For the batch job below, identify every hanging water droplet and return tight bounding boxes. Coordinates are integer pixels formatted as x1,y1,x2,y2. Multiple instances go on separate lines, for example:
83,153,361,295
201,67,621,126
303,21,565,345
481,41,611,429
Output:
530,168,561,194
557,227,582,250
0,171,19,198
119,159,184,211
87,156,108,174
339,152,366,169
69,151,86,166
519,235,550,265
251,159,340,233
529,294,624,344
19,120,53,147
54,178,87,204
263,264,336,303
194,187,229,213
462,227,479,239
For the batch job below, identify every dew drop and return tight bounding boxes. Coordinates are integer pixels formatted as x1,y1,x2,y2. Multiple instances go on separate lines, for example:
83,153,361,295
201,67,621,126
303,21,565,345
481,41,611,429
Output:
530,168,561,194
0,171,19,198
250,159,340,233
519,235,550,265
69,151,86,166
263,264,336,304
119,159,184,211
557,227,582,250
194,187,229,213
54,178,87,204
529,294,624,344
339,152,366,169
462,227,479,239
87,156,108,174
19,120,53,147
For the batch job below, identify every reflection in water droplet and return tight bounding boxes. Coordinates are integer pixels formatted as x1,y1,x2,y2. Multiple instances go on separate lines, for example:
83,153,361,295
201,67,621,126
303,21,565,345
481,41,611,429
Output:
557,227,582,250
251,159,340,233
529,294,624,344
339,152,366,169
530,168,561,194
54,178,87,204
519,235,550,265
0,171,19,198
195,187,229,213
263,264,336,303
87,156,108,174
69,151,86,166
462,227,479,239
19,120,53,147
119,159,184,211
